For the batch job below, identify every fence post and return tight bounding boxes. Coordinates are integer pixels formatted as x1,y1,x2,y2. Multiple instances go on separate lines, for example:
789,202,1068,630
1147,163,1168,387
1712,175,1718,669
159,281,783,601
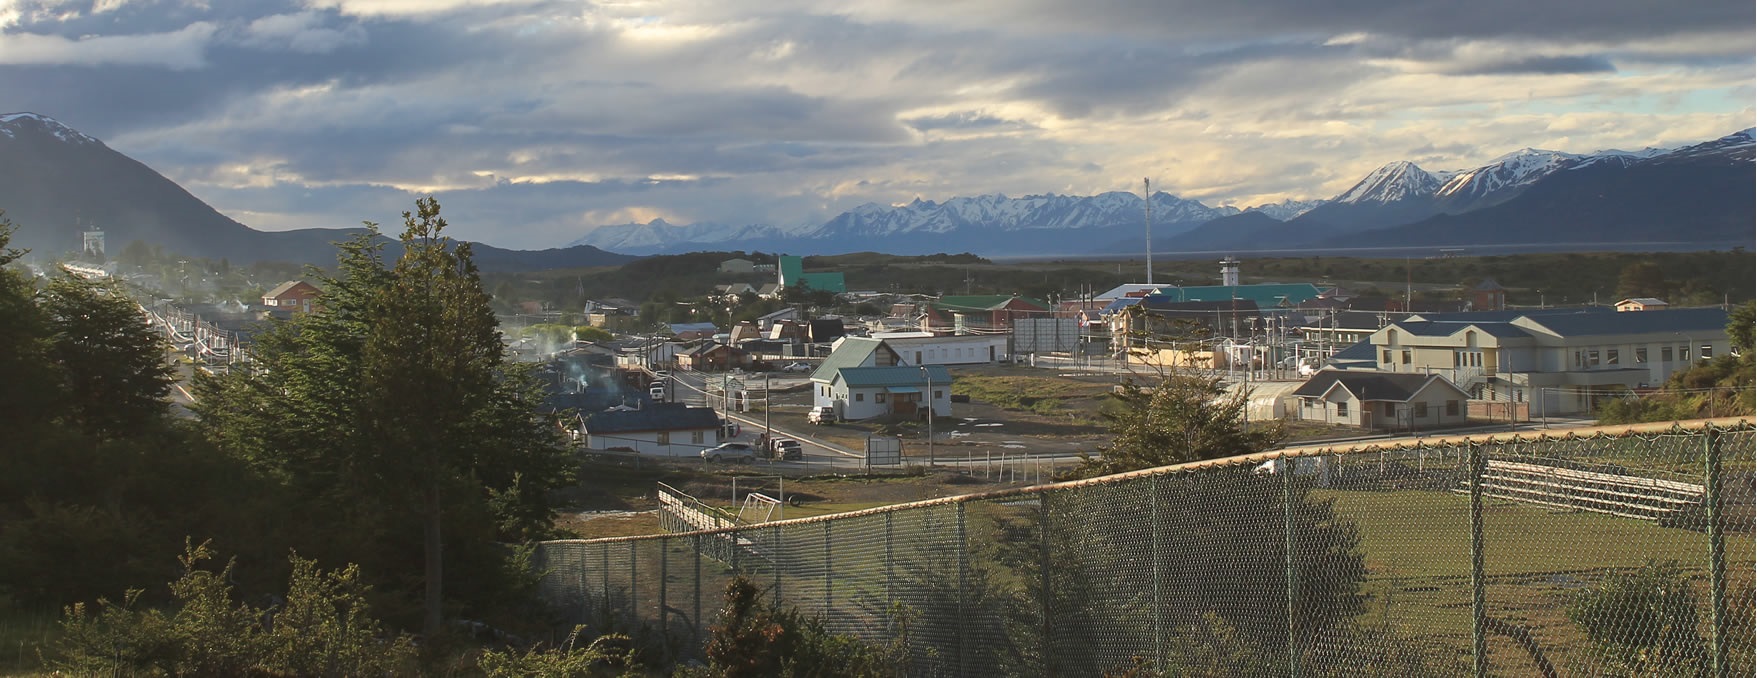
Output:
601,543,611,614
1150,474,1166,670
1469,442,1488,678
1284,460,1300,678
694,534,703,644
824,521,833,616
1041,492,1054,678
885,512,895,618
957,502,969,678
629,541,639,628
773,525,784,607
659,538,669,639
1705,428,1727,678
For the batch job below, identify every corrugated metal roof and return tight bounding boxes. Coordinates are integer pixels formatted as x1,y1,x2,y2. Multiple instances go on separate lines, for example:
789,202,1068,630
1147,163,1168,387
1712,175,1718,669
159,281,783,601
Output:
836,365,951,388
1292,370,1458,402
1520,306,1730,337
583,403,722,434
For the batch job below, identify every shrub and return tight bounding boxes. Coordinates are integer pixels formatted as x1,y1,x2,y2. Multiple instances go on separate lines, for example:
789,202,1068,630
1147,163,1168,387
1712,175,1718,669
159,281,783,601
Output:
1568,560,1706,676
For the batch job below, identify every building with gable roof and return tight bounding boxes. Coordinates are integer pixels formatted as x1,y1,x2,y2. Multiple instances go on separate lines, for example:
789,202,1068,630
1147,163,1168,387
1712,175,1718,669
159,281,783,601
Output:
1367,306,1730,416
813,364,952,421
578,403,726,456
777,255,846,294
925,294,1050,332
262,280,321,313
1291,370,1471,430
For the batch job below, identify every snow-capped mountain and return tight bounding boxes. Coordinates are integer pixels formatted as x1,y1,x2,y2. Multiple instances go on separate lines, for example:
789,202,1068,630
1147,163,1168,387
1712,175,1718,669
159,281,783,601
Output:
1433,148,1582,213
1333,161,1451,205
807,191,1233,239
0,112,99,145
1242,199,1324,221
1645,128,1755,164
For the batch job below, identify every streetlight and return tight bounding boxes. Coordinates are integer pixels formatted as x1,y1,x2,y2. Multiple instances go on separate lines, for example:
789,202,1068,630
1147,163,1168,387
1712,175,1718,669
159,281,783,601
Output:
920,365,935,467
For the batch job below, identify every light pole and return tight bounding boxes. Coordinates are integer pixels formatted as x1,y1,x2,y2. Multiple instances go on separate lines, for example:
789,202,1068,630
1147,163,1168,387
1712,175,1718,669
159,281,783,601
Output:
920,365,935,467
763,371,771,451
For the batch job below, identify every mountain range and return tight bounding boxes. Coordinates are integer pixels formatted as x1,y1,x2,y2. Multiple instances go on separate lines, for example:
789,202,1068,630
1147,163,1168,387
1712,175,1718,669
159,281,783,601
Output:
1,111,1750,265
568,129,1755,256
0,113,634,270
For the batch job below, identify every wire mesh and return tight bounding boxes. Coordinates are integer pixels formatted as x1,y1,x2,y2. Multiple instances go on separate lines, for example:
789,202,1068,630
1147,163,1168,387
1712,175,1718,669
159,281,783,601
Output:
531,421,1754,677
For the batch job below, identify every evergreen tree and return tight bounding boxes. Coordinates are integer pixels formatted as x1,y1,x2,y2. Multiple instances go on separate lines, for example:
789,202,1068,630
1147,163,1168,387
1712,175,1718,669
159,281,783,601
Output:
193,198,574,635
41,274,174,439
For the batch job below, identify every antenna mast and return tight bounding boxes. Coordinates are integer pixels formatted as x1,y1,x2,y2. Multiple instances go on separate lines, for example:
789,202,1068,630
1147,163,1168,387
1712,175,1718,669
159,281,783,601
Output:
1144,178,1153,284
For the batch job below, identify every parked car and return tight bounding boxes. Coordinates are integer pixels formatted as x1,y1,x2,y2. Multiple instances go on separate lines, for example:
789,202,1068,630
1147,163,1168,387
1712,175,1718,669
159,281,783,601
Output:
701,442,756,463
782,362,812,373
807,406,836,425
768,438,803,461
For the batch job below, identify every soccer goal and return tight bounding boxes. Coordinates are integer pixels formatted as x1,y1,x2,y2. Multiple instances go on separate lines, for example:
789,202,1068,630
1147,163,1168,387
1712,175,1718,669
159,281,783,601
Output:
738,492,781,524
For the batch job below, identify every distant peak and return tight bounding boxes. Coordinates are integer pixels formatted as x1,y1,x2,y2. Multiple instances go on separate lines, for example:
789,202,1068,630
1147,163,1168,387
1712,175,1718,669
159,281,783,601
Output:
0,111,98,144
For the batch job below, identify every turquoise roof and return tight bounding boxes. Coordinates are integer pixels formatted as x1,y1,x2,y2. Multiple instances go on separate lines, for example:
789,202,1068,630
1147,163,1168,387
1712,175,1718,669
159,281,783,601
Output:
1151,283,1321,308
834,365,951,388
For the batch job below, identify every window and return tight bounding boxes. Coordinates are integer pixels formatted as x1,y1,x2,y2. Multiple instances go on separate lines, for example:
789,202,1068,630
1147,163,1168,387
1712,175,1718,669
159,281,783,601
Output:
657,431,670,445
1587,349,1599,367
1401,350,1411,365
1384,402,1395,417
1635,347,1648,364
1574,351,1584,368
1382,350,1392,363
876,392,887,403
1414,402,1428,418
855,393,865,402
691,431,704,444
1606,349,1619,365
1701,344,1713,360
1336,401,1348,416
934,390,943,399
1446,400,1460,416
1662,346,1674,362
1680,345,1690,361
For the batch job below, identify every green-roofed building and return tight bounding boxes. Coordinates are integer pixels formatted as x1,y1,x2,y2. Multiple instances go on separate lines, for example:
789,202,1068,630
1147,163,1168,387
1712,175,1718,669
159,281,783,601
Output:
926,294,1051,331
777,255,846,294
812,363,951,421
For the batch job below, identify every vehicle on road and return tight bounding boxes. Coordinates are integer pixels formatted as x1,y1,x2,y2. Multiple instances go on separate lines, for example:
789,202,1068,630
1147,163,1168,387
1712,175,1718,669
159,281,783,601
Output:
807,406,836,425
782,362,812,373
768,438,803,461
701,442,757,463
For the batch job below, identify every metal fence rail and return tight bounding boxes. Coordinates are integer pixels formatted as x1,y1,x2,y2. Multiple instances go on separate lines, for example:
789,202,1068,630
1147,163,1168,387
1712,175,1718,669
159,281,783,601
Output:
532,418,1756,676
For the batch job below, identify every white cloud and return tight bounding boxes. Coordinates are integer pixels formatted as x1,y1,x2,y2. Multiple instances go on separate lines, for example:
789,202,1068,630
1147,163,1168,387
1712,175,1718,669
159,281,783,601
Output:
0,21,215,68
237,11,367,53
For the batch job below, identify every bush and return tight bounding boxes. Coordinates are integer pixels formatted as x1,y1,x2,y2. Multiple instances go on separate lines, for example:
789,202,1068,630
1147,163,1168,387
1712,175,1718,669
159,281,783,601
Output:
688,576,907,678
1568,560,1707,676
477,629,640,677
50,540,416,676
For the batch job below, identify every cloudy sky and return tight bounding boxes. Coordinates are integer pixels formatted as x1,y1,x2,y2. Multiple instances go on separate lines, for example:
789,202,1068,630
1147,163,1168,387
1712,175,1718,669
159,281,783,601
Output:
2,0,1751,249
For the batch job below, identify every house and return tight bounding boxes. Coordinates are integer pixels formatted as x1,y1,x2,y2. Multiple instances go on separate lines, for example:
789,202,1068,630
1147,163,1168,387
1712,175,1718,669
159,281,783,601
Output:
1616,298,1670,312
756,283,783,299
262,280,321,313
1366,306,1730,416
585,298,642,331
675,342,748,371
718,258,755,274
611,337,684,370
777,255,846,294
810,337,904,383
1469,278,1507,311
1111,299,1264,368
813,365,952,421
926,295,1050,332
579,403,725,456
874,331,1008,366
668,322,721,341
1291,370,1471,431
756,306,800,331
714,283,756,296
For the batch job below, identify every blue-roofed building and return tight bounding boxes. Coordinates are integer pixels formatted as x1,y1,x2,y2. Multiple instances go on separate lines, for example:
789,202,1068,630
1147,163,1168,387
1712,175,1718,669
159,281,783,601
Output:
579,403,727,457
1365,306,1731,416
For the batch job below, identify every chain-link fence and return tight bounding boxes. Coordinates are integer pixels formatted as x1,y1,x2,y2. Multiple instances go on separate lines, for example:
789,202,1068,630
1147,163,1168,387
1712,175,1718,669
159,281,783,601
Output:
533,418,1755,676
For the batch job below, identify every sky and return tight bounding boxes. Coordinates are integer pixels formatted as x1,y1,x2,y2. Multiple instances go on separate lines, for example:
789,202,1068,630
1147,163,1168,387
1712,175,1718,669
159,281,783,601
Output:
1,0,1752,250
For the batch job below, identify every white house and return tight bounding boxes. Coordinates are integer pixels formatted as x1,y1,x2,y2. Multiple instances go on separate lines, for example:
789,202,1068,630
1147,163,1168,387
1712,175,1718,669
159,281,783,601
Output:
873,331,1009,366
813,365,952,421
580,403,725,457
1291,370,1472,431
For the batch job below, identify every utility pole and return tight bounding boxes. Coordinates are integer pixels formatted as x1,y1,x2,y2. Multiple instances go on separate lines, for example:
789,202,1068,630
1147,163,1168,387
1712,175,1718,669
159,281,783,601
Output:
921,366,935,467
1144,178,1153,284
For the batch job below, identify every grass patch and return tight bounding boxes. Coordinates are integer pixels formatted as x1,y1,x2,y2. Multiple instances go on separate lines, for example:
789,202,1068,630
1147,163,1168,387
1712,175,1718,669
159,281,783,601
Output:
951,374,1112,418
0,606,58,676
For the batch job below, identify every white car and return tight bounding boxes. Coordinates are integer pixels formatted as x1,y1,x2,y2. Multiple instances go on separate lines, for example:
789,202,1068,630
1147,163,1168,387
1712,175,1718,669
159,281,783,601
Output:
701,442,757,464
782,362,812,373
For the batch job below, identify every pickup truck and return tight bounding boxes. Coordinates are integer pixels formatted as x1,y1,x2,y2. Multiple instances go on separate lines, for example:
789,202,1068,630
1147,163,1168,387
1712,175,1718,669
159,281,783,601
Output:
768,438,803,461
807,406,836,425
